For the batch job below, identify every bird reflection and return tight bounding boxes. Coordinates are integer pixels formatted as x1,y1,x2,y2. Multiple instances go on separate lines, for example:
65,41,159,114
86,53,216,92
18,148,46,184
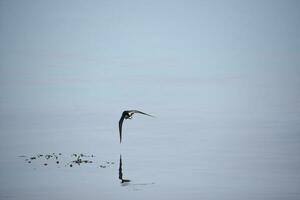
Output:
119,155,131,185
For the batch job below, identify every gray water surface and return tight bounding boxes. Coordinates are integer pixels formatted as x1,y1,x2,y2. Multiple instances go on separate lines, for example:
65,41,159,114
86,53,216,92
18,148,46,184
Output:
1,1,300,199
1,84,300,200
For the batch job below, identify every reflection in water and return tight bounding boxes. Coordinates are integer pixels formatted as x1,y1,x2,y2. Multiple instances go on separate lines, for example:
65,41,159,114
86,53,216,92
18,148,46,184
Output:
119,155,131,186
118,155,155,189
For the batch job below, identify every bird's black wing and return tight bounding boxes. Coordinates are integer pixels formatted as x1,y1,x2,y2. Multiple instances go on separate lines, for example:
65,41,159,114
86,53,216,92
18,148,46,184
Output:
119,113,126,143
130,110,155,117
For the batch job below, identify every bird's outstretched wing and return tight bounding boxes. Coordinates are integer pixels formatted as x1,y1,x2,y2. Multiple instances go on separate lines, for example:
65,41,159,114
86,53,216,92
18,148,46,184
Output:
119,113,126,143
129,110,155,118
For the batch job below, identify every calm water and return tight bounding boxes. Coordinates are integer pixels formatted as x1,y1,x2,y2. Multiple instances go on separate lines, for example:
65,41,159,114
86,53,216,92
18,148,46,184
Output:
1,70,300,200
1,1,300,199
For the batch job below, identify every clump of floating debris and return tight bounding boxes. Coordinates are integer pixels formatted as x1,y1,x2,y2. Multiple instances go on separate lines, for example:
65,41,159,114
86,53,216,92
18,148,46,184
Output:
22,153,63,166
99,161,115,168
67,154,93,167
19,153,114,169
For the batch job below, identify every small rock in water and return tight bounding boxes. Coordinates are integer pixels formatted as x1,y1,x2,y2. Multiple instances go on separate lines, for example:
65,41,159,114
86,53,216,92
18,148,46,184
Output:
56,161,59,164
30,157,36,160
70,164,73,167
44,163,48,166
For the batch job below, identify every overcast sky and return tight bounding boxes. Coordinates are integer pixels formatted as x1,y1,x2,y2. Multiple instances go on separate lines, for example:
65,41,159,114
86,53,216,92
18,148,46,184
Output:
0,0,299,116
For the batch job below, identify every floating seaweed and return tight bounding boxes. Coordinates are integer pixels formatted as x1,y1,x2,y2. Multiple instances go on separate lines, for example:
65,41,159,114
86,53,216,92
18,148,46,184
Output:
70,155,93,166
19,153,114,169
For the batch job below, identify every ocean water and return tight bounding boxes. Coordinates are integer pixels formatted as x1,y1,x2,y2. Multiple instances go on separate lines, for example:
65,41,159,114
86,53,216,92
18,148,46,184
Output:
1,1,300,199
0,67,300,200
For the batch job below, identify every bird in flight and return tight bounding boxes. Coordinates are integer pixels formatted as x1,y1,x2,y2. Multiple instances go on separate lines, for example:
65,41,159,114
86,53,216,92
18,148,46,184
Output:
118,110,154,143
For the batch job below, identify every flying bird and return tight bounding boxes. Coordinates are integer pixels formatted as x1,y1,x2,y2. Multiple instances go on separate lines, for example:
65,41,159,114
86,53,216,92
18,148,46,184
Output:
118,110,154,143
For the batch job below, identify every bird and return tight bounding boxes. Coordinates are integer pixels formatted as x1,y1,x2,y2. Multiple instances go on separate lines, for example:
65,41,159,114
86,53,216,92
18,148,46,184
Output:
118,110,154,143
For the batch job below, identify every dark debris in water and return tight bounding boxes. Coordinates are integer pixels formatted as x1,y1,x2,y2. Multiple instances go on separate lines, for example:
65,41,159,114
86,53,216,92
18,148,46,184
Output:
99,161,114,168
19,153,113,169
19,153,154,189
71,155,93,166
